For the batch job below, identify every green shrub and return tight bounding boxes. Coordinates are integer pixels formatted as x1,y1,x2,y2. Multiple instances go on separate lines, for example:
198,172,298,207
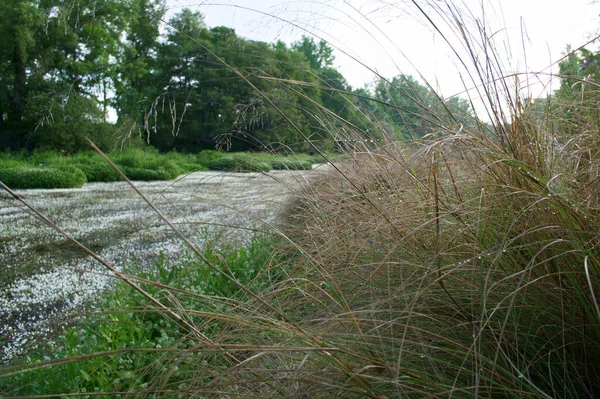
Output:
163,151,204,173
206,155,271,172
72,161,121,182
68,151,121,182
0,157,25,170
119,166,174,181
0,165,87,189
110,147,157,168
1,283,177,396
196,150,227,167
111,148,183,180
270,159,313,170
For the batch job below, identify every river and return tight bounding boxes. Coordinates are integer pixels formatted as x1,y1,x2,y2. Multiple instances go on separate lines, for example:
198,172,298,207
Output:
0,167,325,362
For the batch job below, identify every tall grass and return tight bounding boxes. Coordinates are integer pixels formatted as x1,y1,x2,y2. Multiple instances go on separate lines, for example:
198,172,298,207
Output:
3,0,600,398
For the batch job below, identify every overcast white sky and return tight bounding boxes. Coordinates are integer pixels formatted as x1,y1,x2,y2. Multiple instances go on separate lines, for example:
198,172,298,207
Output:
163,0,600,101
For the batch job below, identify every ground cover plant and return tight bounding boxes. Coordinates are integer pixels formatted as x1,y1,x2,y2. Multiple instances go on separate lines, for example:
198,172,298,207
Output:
2,0,600,398
0,235,280,396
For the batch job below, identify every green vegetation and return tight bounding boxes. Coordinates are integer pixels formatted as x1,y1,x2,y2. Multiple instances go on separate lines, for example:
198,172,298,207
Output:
0,149,199,188
0,166,87,189
207,156,272,173
0,148,322,189
0,235,279,396
0,1,459,155
4,0,600,398
205,152,319,172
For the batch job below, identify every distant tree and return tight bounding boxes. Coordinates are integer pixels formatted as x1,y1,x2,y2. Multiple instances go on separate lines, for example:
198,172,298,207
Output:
373,75,439,140
154,10,220,150
0,0,158,152
31,0,146,152
152,13,337,152
113,0,165,130
0,0,42,148
552,46,600,136
292,36,335,70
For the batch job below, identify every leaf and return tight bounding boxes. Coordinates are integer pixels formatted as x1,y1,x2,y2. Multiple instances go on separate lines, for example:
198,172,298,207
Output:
80,369,91,382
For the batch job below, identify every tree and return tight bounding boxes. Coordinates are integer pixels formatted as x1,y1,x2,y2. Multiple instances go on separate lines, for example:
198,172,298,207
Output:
0,0,157,152
552,46,600,136
373,75,439,140
153,9,216,150
152,11,326,152
113,0,165,136
292,36,335,70
0,0,42,149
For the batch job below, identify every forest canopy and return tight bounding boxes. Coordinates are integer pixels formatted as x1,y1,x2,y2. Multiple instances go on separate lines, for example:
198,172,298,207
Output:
0,0,471,153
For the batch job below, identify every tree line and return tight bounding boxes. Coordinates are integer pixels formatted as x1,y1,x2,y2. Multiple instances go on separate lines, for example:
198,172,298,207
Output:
0,0,472,154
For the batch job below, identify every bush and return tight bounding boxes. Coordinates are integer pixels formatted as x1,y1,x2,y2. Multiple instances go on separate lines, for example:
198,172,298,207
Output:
69,151,121,182
71,161,121,182
163,151,204,174
110,147,158,169
0,165,87,189
26,94,116,154
270,158,313,170
0,156,25,170
206,155,271,172
119,166,174,181
111,148,184,180
196,150,227,168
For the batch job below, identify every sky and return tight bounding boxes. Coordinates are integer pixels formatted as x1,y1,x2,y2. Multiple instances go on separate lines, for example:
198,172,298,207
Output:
163,0,600,102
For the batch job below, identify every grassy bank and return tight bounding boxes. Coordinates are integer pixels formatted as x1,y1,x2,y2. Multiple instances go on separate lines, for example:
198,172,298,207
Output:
0,148,321,189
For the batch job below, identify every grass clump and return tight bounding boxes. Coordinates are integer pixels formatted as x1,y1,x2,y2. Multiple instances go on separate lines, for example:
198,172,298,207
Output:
0,146,320,189
204,152,320,172
0,147,210,188
270,157,313,170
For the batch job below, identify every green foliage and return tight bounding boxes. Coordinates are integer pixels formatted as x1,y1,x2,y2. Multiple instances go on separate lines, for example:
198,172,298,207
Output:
0,0,164,152
0,1,398,154
2,287,177,396
70,152,121,182
0,153,27,169
147,234,279,297
117,166,173,181
552,46,600,137
0,165,86,189
0,148,321,188
26,94,115,153
111,147,183,180
373,75,438,139
270,158,313,170
1,235,277,396
195,149,227,166
206,155,271,172
292,36,335,70
202,151,319,171
161,151,204,174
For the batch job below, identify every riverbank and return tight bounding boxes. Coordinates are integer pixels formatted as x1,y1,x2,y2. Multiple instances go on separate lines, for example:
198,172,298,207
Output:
0,167,326,363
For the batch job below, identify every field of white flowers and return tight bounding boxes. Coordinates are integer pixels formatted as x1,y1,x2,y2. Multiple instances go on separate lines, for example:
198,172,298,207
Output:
0,168,322,362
